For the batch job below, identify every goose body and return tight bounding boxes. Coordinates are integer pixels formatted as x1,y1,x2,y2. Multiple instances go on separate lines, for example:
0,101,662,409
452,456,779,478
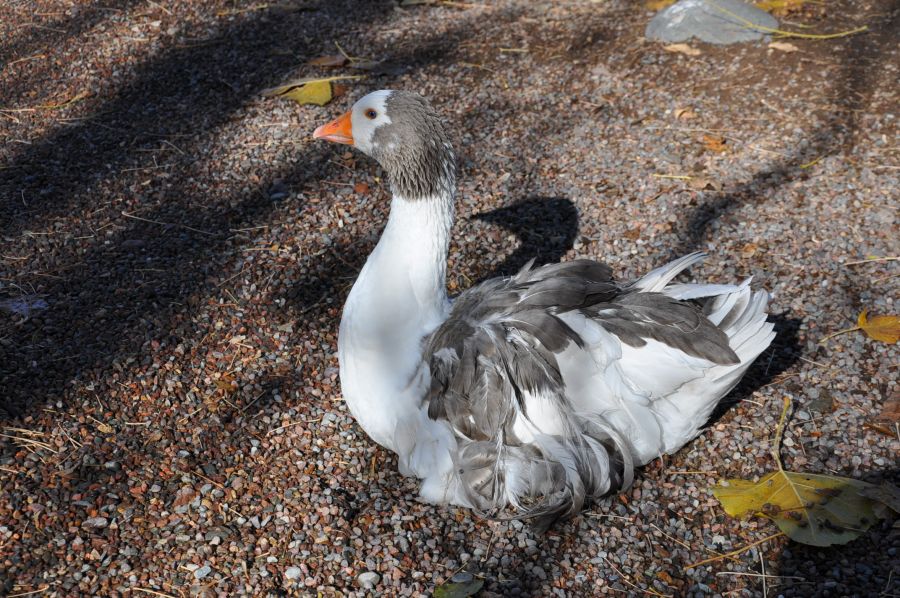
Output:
314,90,775,528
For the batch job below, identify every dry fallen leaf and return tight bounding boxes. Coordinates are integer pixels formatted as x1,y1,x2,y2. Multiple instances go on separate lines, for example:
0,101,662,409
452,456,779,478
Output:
674,107,697,120
96,422,114,434
740,242,759,258
769,41,800,52
433,577,484,598
714,471,881,547
215,373,237,391
712,397,897,547
860,483,900,517
874,398,900,423
688,176,721,191
307,54,348,67
646,0,677,9
857,310,900,344
702,134,728,153
663,43,701,57
354,182,370,194
656,571,675,585
261,76,363,107
332,83,349,99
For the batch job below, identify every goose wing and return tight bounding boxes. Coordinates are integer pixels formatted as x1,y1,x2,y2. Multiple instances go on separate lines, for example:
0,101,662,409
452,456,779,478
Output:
421,254,752,528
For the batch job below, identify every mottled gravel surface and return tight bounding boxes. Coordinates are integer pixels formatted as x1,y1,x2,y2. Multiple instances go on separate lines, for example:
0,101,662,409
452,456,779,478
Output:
1,0,898,596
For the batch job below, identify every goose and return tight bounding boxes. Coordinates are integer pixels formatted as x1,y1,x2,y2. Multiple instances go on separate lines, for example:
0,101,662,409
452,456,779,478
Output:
313,90,775,530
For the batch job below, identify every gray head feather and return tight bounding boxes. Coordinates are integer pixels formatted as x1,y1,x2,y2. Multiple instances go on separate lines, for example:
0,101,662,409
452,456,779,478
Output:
370,91,457,200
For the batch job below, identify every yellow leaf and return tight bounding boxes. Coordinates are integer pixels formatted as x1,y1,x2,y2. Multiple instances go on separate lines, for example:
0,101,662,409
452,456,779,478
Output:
663,43,701,57
857,310,900,344
261,76,363,107
713,471,880,546
281,80,333,106
712,396,897,547
96,423,114,434
646,0,676,9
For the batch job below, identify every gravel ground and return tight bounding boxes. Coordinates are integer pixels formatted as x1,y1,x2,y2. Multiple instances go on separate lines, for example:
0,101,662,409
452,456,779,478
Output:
1,0,898,596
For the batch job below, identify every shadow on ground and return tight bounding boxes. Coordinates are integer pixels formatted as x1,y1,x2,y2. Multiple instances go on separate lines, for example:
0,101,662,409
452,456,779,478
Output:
0,0,517,419
672,3,899,259
473,196,580,278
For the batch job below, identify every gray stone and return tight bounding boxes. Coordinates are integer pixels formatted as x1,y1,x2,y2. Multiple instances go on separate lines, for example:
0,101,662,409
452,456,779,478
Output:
193,564,212,580
285,566,302,580
82,517,108,529
646,0,778,45
357,571,380,589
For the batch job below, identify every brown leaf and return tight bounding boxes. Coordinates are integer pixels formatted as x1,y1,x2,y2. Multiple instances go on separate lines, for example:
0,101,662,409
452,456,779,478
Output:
647,0,677,9
858,310,900,344
702,134,728,153
332,83,349,98
674,107,697,120
664,43,702,57
740,242,759,259
688,176,721,191
875,398,900,423
656,571,675,585
354,182,370,194
215,373,237,391
308,54,348,67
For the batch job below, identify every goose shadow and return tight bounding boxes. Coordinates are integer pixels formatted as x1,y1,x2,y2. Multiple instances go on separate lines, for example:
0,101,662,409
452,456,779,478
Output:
706,312,802,426
471,196,800,422
471,196,579,280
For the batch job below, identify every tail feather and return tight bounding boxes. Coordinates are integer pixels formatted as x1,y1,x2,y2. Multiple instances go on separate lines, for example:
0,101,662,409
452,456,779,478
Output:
633,251,707,292
654,284,774,453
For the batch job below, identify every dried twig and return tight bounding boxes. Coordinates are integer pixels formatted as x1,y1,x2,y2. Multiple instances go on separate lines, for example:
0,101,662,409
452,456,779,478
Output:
685,532,785,569
603,557,671,597
121,211,215,236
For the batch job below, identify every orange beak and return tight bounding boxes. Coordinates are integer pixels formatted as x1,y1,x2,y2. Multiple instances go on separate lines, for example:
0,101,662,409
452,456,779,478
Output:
313,111,353,145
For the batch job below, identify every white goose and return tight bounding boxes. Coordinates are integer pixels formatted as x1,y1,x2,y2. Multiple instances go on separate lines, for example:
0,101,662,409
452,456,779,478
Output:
313,90,774,529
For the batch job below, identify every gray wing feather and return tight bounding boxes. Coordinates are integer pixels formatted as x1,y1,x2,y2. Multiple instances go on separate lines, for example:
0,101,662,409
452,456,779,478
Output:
423,259,736,529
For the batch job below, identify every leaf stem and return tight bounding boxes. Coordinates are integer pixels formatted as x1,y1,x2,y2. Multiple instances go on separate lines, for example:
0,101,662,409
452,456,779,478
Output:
818,325,860,344
684,532,785,570
772,397,791,471
708,0,868,39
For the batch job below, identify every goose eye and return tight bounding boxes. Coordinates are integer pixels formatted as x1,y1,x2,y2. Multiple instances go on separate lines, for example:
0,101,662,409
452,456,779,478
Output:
365,109,377,120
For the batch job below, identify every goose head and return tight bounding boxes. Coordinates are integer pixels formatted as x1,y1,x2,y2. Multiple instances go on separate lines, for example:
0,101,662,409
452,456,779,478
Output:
314,90,456,201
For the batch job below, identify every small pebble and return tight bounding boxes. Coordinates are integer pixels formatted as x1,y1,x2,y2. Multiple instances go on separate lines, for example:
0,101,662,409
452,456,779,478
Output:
357,571,380,589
